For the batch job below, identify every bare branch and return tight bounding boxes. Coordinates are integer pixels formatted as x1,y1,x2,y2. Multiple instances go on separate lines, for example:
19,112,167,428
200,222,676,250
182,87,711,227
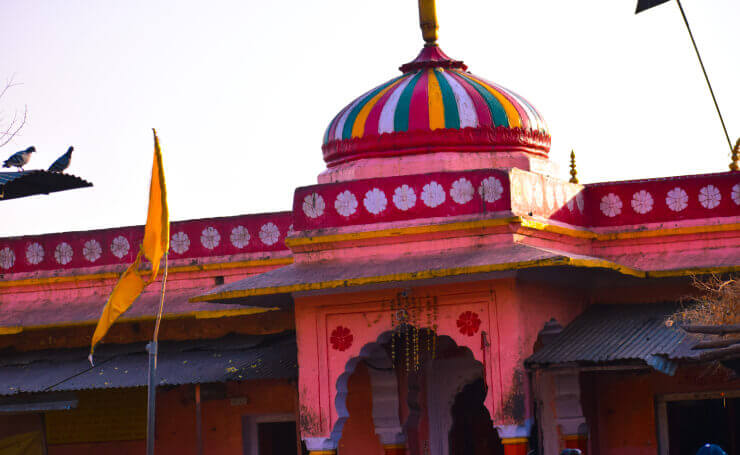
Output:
0,76,28,149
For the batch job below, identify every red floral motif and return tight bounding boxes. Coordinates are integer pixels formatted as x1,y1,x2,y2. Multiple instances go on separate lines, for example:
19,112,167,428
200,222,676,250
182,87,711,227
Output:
457,311,482,336
330,326,353,352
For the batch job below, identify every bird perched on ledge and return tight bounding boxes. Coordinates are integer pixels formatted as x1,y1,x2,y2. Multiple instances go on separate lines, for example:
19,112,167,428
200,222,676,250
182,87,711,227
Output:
2,146,36,171
48,146,74,173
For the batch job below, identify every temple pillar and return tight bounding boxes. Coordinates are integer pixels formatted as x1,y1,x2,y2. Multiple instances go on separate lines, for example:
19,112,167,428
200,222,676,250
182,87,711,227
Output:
496,424,530,455
554,371,588,454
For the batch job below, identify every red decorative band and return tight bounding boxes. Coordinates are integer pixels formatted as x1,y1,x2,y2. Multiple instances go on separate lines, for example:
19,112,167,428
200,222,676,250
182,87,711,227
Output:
322,126,551,167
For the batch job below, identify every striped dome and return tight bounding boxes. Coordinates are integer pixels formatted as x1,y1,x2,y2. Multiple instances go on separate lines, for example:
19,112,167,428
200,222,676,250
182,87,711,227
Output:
322,46,550,167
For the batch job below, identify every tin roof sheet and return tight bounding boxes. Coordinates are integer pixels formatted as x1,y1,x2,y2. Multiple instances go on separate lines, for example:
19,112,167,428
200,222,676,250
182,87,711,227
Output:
0,170,92,201
0,333,296,395
525,303,701,369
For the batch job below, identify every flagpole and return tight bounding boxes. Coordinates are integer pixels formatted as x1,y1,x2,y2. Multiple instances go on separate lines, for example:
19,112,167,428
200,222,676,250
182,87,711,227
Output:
146,252,169,455
675,0,733,152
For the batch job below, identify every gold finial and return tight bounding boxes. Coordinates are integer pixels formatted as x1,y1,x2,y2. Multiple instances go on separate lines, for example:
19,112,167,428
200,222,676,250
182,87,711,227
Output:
730,137,739,171
569,150,579,183
418,0,439,45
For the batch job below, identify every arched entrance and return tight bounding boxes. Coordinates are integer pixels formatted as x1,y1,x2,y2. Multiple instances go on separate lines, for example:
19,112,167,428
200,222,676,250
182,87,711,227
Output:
330,330,493,455
449,378,505,455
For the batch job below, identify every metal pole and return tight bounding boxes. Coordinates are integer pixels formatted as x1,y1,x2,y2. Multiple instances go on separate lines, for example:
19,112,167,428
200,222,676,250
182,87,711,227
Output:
146,341,158,455
195,384,203,455
675,0,733,152
146,252,169,455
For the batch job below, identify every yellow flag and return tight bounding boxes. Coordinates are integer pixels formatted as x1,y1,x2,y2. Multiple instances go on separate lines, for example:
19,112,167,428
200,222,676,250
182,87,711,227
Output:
142,129,169,283
90,131,169,355
90,252,146,352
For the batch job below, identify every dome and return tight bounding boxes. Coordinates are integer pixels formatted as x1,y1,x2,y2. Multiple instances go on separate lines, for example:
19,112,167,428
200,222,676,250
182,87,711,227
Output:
322,45,551,168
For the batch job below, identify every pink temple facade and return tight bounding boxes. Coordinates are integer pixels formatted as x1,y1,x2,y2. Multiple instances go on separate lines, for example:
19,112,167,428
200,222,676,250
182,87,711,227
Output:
1,2,739,455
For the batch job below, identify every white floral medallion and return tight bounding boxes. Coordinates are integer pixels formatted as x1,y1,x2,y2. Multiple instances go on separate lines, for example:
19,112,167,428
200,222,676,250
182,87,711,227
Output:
302,193,326,219
392,185,416,211
170,231,190,254
0,247,15,270
631,190,654,214
600,193,622,218
54,242,73,265
83,239,102,262
666,187,688,212
230,226,250,249
732,183,740,206
200,227,221,250
335,190,358,217
478,177,504,203
259,222,280,246
450,178,475,205
421,181,446,208
26,243,44,265
363,188,388,215
576,192,585,213
111,236,130,258
698,185,721,209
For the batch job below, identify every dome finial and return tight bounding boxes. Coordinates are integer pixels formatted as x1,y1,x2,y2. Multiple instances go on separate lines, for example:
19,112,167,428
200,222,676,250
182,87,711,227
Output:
569,150,579,183
418,0,439,45
730,137,739,171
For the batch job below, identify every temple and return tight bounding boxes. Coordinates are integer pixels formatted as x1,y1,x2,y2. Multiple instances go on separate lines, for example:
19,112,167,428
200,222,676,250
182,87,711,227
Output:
1,1,738,454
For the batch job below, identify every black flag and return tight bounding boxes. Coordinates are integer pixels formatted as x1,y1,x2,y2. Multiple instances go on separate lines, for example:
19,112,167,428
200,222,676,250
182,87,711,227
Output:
636,0,671,13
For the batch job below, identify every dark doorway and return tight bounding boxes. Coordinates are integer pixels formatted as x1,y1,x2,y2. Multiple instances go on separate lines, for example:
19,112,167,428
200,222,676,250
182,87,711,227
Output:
667,397,739,455
448,378,504,455
256,421,307,455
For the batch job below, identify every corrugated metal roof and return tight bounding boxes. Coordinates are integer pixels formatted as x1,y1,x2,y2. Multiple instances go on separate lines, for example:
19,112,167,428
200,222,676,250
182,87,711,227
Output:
0,333,296,395
0,170,92,201
526,304,702,373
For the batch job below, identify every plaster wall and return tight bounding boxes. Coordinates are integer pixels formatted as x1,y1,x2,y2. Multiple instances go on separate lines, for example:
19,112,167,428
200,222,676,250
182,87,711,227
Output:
44,380,297,455
317,151,558,184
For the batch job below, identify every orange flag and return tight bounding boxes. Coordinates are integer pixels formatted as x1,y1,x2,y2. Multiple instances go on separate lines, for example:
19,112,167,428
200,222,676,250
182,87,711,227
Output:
90,130,169,356
142,129,169,282
90,251,146,352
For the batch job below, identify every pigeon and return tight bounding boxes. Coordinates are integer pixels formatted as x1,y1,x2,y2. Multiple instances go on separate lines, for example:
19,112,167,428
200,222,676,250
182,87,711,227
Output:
2,146,36,171
48,146,74,173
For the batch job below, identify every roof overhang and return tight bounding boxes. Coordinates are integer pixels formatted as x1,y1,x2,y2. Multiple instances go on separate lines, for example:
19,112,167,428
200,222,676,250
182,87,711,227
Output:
0,170,92,201
526,303,740,376
0,333,296,396
0,287,278,333
191,243,644,305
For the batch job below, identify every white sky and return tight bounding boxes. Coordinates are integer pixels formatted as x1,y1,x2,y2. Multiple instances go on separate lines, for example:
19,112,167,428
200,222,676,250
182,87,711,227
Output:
2,0,738,237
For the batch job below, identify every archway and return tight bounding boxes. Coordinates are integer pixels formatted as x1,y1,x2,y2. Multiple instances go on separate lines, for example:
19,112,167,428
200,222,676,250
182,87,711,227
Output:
448,378,505,455
329,329,490,455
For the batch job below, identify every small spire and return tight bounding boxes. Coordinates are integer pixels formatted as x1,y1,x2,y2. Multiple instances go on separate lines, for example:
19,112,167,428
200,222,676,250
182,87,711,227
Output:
569,150,579,183
418,0,439,45
730,137,739,171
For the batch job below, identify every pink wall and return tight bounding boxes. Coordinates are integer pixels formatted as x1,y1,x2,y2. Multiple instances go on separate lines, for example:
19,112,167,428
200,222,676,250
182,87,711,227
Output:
296,277,589,442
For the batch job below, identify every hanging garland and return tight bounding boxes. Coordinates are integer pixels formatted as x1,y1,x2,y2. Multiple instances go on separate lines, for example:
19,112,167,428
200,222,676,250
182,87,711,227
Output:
389,290,439,372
